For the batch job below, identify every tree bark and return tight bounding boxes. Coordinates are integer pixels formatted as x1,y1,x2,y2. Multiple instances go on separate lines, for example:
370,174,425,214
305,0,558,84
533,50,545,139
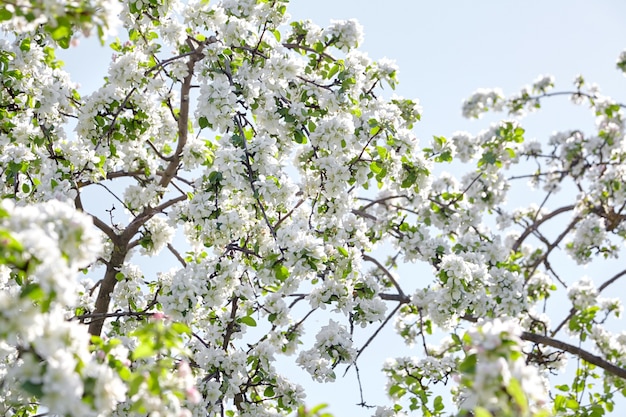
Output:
88,244,127,337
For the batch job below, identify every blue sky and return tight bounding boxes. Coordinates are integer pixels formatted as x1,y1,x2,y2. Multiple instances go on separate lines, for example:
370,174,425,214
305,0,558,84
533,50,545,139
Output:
57,1,626,415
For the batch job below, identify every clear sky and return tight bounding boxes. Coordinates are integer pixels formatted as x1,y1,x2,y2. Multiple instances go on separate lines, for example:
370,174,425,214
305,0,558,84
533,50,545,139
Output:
57,1,626,415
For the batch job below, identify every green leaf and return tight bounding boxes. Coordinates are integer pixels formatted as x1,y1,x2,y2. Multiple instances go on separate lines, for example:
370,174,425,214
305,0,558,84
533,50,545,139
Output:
21,283,44,301
115,272,125,281
506,378,527,412
473,407,493,417
389,384,406,398
554,394,566,411
264,386,275,397
132,341,156,360
21,381,44,397
274,263,289,281
459,353,477,374
370,125,381,137
294,129,307,144
566,398,580,410
0,8,12,21
238,316,257,327
327,63,341,79
336,246,349,257
19,38,31,52
128,374,145,396
370,161,383,174
171,322,191,335
480,150,497,166
208,170,223,184
433,395,444,411
49,20,72,41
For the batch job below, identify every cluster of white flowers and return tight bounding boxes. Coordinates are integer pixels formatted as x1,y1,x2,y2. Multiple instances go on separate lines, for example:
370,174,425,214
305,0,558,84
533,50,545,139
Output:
590,325,626,366
567,276,599,310
195,74,239,132
531,74,555,94
123,183,166,211
565,214,617,264
462,88,504,119
617,49,626,75
0,200,132,416
324,19,364,52
462,167,509,212
297,320,355,382
0,0,121,37
458,319,549,415
140,215,175,256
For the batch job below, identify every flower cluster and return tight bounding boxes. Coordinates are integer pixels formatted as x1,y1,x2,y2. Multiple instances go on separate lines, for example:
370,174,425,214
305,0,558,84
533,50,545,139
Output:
0,199,126,416
462,88,504,119
457,319,549,416
297,320,356,382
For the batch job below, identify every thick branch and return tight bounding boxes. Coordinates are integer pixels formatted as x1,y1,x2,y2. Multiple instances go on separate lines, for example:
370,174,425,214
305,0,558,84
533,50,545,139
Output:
88,244,127,336
462,315,626,380
122,194,187,243
158,39,206,188
521,331,626,380
74,191,117,241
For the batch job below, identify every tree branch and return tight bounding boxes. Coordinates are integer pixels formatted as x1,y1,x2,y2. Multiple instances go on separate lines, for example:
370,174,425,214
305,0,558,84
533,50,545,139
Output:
363,254,405,299
521,331,626,380
462,315,626,380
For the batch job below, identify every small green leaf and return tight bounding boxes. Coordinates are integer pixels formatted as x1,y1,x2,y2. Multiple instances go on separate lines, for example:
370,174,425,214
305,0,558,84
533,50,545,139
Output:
506,378,527,412
274,264,289,281
336,247,349,257
128,374,145,396
566,399,580,410
21,283,44,301
198,116,210,129
21,381,44,397
389,384,405,398
238,316,257,327
433,395,444,411
473,407,493,417
132,341,156,360
19,38,31,52
459,353,477,374
327,63,341,79
370,161,383,174
0,8,12,21
294,129,307,144
171,322,191,335
482,150,497,165
370,125,381,137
